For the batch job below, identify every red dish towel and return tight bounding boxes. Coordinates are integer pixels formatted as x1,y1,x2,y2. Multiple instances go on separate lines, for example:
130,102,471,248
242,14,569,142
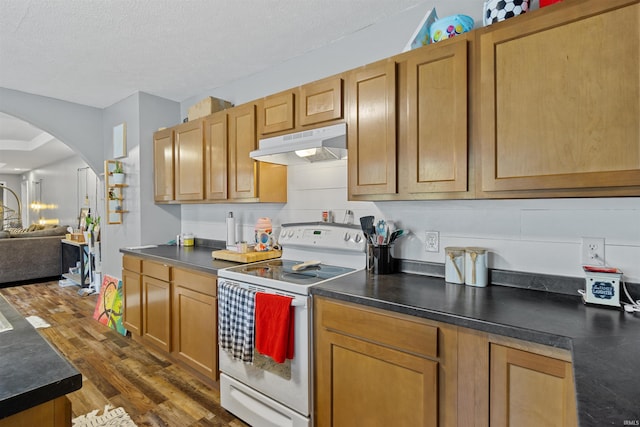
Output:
255,293,294,363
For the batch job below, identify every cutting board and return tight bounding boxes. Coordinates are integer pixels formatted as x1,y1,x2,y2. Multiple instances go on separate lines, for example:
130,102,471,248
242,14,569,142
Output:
211,249,282,263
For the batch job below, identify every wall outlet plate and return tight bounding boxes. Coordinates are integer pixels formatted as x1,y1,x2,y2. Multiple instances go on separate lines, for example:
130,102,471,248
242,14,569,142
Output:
581,237,605,265
425,231,439,252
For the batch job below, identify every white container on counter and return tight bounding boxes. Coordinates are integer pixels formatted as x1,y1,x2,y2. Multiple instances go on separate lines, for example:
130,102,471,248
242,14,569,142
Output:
445,247,465,284
465,247,488,287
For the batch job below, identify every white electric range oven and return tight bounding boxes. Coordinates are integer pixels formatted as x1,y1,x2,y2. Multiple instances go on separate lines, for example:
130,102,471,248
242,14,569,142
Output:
217,222,366,427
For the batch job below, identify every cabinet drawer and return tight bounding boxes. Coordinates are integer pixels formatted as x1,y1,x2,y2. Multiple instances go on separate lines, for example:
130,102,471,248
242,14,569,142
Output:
142,260,171,281
318,298,437,359
122,255,142,273
173,268,217,296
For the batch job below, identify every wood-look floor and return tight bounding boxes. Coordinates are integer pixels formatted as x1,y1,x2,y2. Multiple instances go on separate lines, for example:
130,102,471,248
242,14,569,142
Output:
0,281,249,427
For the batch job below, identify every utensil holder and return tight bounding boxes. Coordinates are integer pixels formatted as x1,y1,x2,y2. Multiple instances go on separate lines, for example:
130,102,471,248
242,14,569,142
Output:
372,244,397,275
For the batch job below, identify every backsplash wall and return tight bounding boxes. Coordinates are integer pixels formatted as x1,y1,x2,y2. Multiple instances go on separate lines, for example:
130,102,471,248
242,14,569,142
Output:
182,161,640,283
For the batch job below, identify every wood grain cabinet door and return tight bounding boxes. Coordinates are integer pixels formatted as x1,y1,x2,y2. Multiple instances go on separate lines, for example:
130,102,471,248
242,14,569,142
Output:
299,76,343,126
479,0,640,196
490,344,577,427
153,128,174,202
204,112,228,200
172,272,218,381
174,120,205,201
142,275,171,353
228,103,258,200
259,91,295,135
122,268,142,336
347,60,397,197
316,330,438,427
405,38,469,194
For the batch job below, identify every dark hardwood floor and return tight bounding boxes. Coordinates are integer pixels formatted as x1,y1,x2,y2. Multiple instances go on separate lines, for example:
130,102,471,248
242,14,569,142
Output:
0,280,249,427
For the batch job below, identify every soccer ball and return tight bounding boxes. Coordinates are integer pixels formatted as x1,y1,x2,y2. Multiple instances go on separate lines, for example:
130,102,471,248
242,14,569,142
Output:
484,0,529,25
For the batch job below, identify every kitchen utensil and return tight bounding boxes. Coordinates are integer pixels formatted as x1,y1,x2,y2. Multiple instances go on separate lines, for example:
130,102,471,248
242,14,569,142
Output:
292,260,322,271
376,219,388,241
360,216,375,242
388,229,406,244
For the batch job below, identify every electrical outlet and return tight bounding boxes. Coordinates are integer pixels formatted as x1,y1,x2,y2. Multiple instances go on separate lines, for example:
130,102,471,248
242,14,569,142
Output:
425,231,439,252
581,237,605,265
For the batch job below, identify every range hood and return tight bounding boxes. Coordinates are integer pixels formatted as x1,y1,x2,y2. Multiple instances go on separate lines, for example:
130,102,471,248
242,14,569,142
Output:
250,123,347,165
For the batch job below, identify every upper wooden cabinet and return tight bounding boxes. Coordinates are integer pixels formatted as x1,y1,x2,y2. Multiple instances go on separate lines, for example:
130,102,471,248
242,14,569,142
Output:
174,120,205,201
153,128,175,202
299,76,343,126
258,91,295,135
347,60,397,197
229,103,288,202
403,36,470,196
478,0,640,197
204,112,228,200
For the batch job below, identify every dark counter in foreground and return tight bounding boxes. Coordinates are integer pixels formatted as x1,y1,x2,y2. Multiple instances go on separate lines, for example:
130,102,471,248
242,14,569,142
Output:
0,295,82,419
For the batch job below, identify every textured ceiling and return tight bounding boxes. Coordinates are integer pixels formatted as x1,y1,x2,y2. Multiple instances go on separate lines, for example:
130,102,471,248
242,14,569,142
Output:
0,0,489,174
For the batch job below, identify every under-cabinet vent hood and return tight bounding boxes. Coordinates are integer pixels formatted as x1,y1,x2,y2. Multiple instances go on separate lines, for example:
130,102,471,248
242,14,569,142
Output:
250,123,347,165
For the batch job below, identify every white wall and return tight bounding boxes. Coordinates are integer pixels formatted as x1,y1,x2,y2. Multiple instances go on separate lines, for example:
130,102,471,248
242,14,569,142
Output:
183,162,640,283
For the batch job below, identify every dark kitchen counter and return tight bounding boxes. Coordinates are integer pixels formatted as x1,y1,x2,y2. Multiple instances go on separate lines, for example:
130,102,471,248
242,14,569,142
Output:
120,243,240,275
311,271,640,427
0,295,82,419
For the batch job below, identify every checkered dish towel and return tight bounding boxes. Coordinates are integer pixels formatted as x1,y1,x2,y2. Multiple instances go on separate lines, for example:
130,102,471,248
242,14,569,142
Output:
218,281,256,363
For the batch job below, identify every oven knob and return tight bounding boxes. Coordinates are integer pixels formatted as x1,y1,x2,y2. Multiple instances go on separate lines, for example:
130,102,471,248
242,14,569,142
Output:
344,232,352,242
288,230,294,238
354,233,362,243
280,230,287,239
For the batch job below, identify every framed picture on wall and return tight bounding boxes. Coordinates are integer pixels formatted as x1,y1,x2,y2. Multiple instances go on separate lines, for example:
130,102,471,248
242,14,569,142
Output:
113,122,127,159
78,207,90,230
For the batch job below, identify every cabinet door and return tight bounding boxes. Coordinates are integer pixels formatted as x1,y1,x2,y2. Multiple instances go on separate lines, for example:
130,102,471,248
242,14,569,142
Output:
316,330,438,427
153,128,174,202
173,282,217,380
479,0,640,196
259,91,295,134
347,61,397,196
204,112,228,200
142,275,171,352
299,76,343,126
174,120,205,201
228,103,258,200
406,39,468,194
122,268,142,336
490,344,577,427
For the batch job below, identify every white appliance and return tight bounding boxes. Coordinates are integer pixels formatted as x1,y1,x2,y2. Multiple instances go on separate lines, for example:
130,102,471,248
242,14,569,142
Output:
218,222,366,427
249,123,347,165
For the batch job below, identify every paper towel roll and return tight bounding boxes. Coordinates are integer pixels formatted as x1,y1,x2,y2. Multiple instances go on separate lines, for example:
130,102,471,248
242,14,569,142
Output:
226,212,236,248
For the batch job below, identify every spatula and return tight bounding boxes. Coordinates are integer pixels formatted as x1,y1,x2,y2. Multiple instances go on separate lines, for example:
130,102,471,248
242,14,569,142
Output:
359,216,375,242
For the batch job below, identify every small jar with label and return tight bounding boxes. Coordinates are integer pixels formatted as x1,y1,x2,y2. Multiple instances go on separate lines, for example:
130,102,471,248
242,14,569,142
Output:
445,247,466,284
465,247,488,287
182,233,194,247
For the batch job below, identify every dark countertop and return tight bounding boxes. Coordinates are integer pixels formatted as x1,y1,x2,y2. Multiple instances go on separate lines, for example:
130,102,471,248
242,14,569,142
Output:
120,244,240,275
0,295,82,419
311,271,640,427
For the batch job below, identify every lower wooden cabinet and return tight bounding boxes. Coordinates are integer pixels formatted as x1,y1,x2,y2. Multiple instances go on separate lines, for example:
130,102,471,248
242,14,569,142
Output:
0,396,71,427
122,255,142,335
314,297,451,427
172,268,218,381
490,344,577,427
122,255,219,383
142,274,172,352
315,297,578,427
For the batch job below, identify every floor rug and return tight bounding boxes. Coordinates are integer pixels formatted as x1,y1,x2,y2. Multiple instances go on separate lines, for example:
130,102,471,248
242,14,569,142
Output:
72,404,137,427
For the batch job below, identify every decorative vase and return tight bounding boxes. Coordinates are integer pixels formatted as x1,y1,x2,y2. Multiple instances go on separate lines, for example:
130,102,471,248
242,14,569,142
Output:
111,173,125,185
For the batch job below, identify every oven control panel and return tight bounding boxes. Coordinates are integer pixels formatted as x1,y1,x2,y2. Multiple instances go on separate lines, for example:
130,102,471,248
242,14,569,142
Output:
278,223,365,252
